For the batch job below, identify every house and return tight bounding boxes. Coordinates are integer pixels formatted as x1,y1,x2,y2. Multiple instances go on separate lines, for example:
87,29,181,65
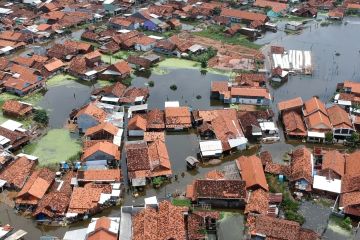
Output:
199,140,223,158
234,73,267,87
125,140,172,187
340,151,360,216
303,97,332,141
126,55,152,70
0,154,37,190
86,217,120,240
237,111,262,139
134,36,156,51
67,183,111,216
292,4,317,18
42,58,65,77
312,150,344,194
165,106,192,130
92,82,127,99
73,103,107,133
289,147,313,192
33,172,74,221
186,179,247,208
64,40,94,54
84,50,102,67
247,214,319,240
285,21,303,31
194,109,247,153
145,109,165,131
100,60,132,81
47,44,77,60
282,110,307,138
253,0,288,14
277,97,303,113
128,114,147,136
3,64,45,96
118,87,149,105
211,110,248,152
220,8,269,24
230,87,271,105
68,56,104,81
81,141,120,167
319,150,345,180
15,168,55,209
211,81,230,103
130,201,187,240
2,100,32,118
167,18,182,30
244,189,269,215
77,169,121,185
109,17,139,30
0,125,30,151
271,66,289,82
327,104,354,139
187,210,220,240
236,155,269,191
84,122,121,144
154,39,179,56
328,8,344,20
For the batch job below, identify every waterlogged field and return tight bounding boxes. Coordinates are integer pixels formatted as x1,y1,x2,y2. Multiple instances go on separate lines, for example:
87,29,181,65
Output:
153,58,232,76
22,129,81,166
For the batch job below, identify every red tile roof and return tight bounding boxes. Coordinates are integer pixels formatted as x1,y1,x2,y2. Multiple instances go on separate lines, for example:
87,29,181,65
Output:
128,114,147,131
254,0,288,12
321,150,345,178
236,155,268,191
230,87,271,99
0,156,36,189
282,110,307,136
2,100,33,116
327,105,352,129
187,179,247,201
221,8,268,22
132,201,187,240
109,60,132,75
77,169,121,182
277,97,303,112
290,147,313,185
244,188,269,215
165,107,192,128
16,168,55,205
85,122,119,138
82,141,120,161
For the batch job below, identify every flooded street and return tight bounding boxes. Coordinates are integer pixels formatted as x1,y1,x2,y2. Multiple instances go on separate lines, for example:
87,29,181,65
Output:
132,68,228,110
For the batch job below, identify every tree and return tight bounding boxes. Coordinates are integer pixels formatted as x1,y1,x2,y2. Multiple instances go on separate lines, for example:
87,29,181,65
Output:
325,131,333,143
170,84,178,91
350,132,360,143
152,177,164,188
201,60,207,68
33,109,49,125
212,7,222,16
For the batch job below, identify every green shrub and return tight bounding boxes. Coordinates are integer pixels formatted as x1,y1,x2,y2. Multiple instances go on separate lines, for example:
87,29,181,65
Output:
152,177,164,187
172,198,191,207
33,109,49,125
148,81,155,87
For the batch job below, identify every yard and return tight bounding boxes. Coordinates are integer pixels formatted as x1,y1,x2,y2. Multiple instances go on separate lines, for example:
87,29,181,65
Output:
194,25,262,50
101,51,134,64
22,129,82,167
47,74,77,87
